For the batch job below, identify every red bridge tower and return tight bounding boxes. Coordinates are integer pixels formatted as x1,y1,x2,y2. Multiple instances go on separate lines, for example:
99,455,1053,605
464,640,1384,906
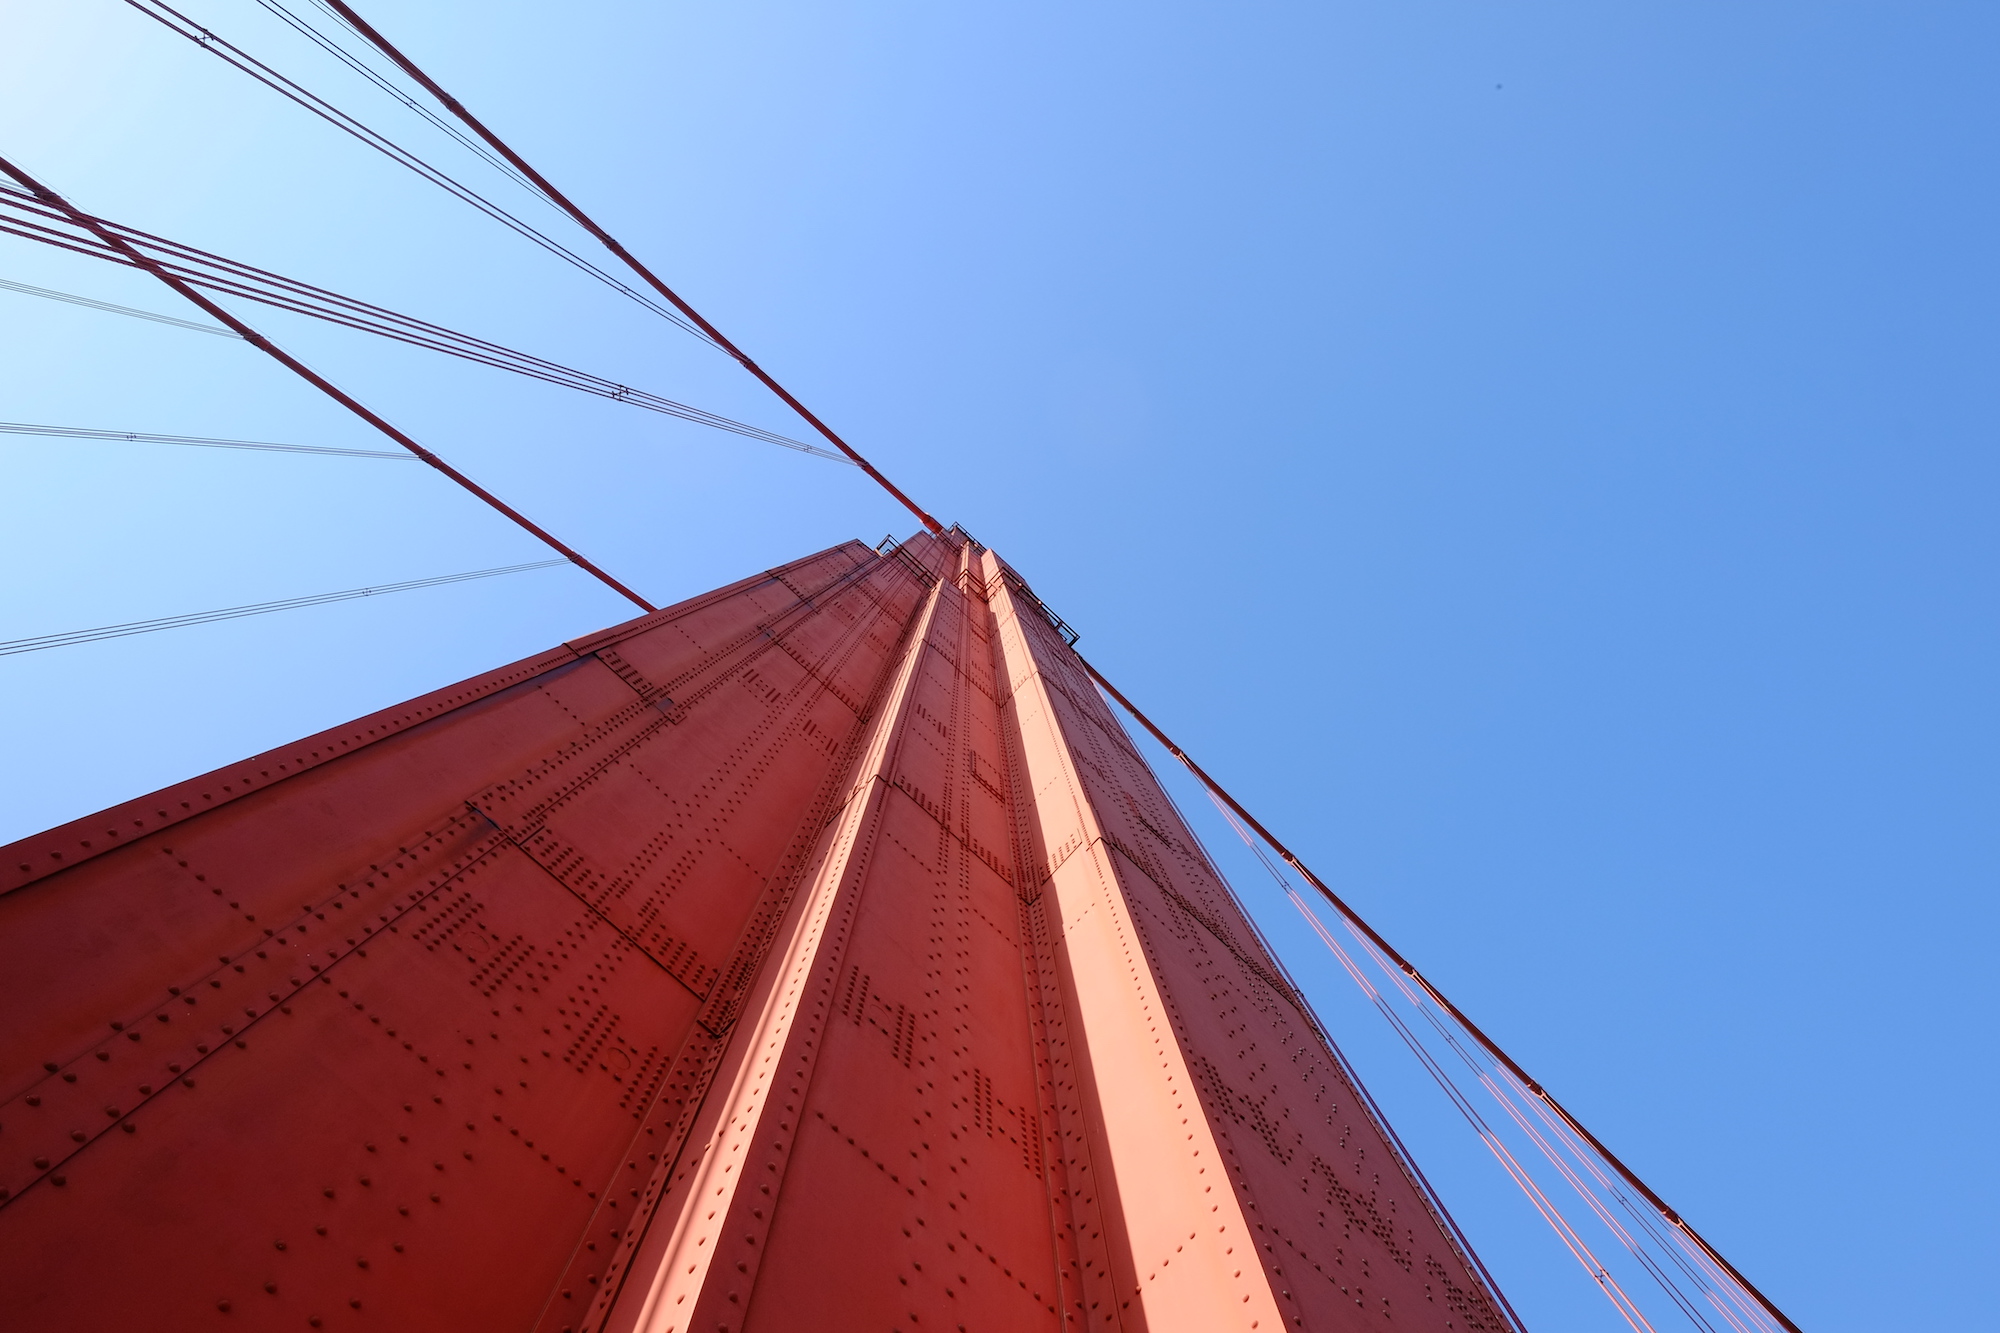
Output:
0,531,1513,1332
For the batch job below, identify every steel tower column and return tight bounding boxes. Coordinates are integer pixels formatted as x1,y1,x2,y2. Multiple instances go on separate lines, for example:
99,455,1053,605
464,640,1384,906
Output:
0,533,1511,1333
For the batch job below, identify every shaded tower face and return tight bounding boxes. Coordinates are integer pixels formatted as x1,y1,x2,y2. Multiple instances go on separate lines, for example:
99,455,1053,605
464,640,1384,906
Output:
0,532,1513,1333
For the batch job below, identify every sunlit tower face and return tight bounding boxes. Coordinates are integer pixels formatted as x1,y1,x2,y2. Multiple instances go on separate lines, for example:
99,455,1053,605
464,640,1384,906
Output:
0,532,1510,1333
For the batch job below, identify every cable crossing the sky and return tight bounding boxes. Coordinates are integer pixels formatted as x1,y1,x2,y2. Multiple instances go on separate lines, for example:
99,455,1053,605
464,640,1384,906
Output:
1074,651,1807,1333
0,559,568,657
317,0,946,534
0,275,239,337
0,421,412,460
119,0,718,345
0,184,848,463
0,9,1815,1330
0,154,654,613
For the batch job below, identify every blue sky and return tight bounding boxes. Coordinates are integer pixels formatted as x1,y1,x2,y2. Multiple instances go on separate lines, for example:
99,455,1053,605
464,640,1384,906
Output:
3,2,1994,1328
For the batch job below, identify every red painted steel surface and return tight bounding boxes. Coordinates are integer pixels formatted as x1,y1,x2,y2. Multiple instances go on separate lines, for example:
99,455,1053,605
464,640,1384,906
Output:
0,532,1511,1333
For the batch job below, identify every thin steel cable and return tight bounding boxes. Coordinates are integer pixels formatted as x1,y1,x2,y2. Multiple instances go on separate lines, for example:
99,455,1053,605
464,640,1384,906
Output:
118,0,717,344
0,274,239,336
1375,924,1771,1333
0,559,567,657
257,0,548,201
1073,651,1807,1333
1203,794,1661,1332
1140,746,1528,1333
318,1,946,534
0,421,410,460
1293,881,1660,1332
1358,935,1776,1333
1315,889,1774,1333
1117,633,1771,1332
0,155,654,612
0,185,850,463
1500,1073,1781,1333
1337,916,1731,1333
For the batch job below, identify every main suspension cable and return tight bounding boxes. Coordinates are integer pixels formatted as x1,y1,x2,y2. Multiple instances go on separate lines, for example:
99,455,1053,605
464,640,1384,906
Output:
318,0,945,535
1073,650,1806,1333
0,155,653,613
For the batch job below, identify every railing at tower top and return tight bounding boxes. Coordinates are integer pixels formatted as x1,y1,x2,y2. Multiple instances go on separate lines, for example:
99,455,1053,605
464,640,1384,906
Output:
873,532,940,589
875,529,1080,645
991,563,1080,646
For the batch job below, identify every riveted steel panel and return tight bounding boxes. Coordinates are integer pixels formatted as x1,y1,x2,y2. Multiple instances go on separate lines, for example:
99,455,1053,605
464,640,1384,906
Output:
0,532,1511,1333
0,541,935,1331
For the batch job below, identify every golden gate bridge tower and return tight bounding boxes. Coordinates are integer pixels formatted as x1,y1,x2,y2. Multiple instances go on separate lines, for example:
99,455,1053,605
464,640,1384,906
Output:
0,5,1806,1332
0,530,1518,1332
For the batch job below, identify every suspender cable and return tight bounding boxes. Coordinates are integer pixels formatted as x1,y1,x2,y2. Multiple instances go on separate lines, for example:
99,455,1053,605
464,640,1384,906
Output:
0,185,845,462
0,275,240,336
1071,650,1806,1333
119,0,713,342
0,421,411,460
1,559,568,657
317,0,945,537
0,156,655,614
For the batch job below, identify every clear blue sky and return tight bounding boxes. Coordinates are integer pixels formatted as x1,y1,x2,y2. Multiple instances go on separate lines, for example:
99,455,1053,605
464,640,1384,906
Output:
2,2,1993,1328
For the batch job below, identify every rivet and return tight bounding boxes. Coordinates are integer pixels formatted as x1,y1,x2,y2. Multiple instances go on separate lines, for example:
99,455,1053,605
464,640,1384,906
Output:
94,1052,109,1062
216,1300,230,1312
275,1241,287,1251
32,1156,48,1168
264,1283,277,1295
70,1130,85,1143
50,1175,65,1186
